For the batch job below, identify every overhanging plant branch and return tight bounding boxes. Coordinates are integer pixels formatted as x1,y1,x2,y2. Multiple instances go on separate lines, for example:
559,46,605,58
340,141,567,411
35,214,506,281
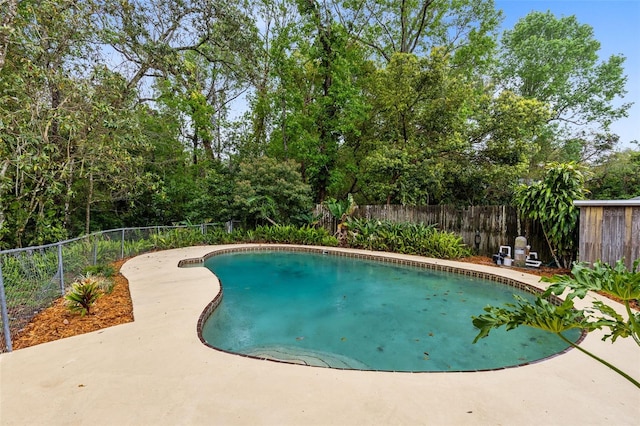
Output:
472,292,640,389
555,332,640,389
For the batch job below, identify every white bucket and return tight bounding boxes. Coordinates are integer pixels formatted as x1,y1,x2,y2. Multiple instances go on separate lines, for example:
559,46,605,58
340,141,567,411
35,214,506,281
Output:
503,257,512,267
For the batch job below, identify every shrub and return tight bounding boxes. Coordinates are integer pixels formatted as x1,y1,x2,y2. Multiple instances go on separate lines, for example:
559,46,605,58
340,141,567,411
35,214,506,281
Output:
231,158,313,226
65,275,109,315
151,227,206,249
344,219,470,259
83,264,116,278
242,225,339,246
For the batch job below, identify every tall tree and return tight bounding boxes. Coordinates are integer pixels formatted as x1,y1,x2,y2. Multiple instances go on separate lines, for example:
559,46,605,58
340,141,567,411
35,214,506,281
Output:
261,1,369,202
587,147,640,200
497,11,631,167
455,90,551,205
336,0,502,69
235,0,300,159
0,0,156,246
99,0,256,100
0,0,100,246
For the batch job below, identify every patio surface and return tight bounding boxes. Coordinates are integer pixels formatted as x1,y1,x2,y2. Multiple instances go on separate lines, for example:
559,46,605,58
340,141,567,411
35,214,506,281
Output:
1,244,639,425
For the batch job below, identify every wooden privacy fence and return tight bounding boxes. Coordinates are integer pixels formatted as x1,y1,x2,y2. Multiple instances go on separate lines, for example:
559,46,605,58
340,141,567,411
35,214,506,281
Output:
314,204,550,260
574,199,640,270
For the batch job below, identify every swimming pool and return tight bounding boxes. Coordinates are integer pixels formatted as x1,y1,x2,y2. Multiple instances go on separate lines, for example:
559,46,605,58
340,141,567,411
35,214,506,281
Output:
199,249,582,372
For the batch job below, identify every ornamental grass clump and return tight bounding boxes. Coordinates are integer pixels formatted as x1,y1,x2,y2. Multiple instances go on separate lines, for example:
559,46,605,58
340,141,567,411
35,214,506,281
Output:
65,274,109,316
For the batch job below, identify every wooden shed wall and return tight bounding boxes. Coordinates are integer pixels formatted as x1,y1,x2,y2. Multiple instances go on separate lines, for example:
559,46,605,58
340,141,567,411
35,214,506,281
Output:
578,205,640,270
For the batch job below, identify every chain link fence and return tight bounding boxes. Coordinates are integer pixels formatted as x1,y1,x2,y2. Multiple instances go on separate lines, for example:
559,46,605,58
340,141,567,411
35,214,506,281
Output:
0,223,231,353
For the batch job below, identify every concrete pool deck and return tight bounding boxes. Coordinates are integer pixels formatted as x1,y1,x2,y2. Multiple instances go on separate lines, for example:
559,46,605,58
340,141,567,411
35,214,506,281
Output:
1,244,639,425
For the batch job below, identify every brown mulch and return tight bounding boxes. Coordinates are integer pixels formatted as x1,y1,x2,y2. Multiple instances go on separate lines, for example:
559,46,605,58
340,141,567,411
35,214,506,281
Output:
460,255,571,277
11,259,134,350
9,254,636,350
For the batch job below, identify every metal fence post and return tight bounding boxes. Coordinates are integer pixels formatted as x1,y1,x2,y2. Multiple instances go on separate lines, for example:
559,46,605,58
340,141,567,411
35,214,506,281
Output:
57,243,65,295
0,261,13,352
121,229,125,259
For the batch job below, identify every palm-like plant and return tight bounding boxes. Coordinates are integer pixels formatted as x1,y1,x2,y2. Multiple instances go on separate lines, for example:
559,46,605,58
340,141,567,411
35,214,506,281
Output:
65,276,103,316
514,162,588,268
325,194,357,243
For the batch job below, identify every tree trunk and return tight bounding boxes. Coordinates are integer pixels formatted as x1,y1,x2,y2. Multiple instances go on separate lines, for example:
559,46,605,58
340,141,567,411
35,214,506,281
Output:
399,0,435,54
63,159,74,230
192,129,199,165
0,160,9,234
281,95,287,156
201,136,215,161
305,0,336,203
85,170,93,235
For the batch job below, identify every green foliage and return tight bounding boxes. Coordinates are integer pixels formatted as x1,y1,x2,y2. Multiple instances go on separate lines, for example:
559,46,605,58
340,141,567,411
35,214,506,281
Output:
341,0,502,69
0,0,154,246
290,211,322,227
65,275,106,316
514,162,588,268
83,264,116,279
542,259,640,345
324,193,357,243
232,157,313,226
325,194,356,222
1,250,61,309
472,296,588,341
203,228,240,245
357,51,472,205
472,259,640,388
242,225,338,247
123,239,155,257
587,148,640,199
150,227,207,250
497,10,630,166
344,219,471,259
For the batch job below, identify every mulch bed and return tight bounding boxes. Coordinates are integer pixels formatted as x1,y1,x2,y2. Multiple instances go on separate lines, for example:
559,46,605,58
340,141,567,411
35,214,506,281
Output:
460,255,571,277
11,259,134,350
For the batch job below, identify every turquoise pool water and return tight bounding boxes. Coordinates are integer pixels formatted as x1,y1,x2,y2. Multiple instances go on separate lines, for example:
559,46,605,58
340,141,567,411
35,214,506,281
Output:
201,251,581,372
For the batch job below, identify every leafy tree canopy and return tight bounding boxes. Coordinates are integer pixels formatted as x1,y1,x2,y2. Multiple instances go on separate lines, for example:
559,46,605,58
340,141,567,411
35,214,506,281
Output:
0,0,636,248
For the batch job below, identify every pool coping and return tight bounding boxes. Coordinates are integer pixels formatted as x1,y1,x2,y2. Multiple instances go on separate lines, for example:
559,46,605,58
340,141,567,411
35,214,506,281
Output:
188,245,586,373
1,244,638,425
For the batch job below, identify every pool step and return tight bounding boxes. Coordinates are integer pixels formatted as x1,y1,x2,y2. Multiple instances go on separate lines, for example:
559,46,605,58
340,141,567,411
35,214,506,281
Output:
243,345,370,369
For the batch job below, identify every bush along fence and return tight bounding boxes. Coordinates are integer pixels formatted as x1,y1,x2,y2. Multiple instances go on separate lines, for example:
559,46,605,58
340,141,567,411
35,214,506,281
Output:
314,204,551,260
0,223,235,353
